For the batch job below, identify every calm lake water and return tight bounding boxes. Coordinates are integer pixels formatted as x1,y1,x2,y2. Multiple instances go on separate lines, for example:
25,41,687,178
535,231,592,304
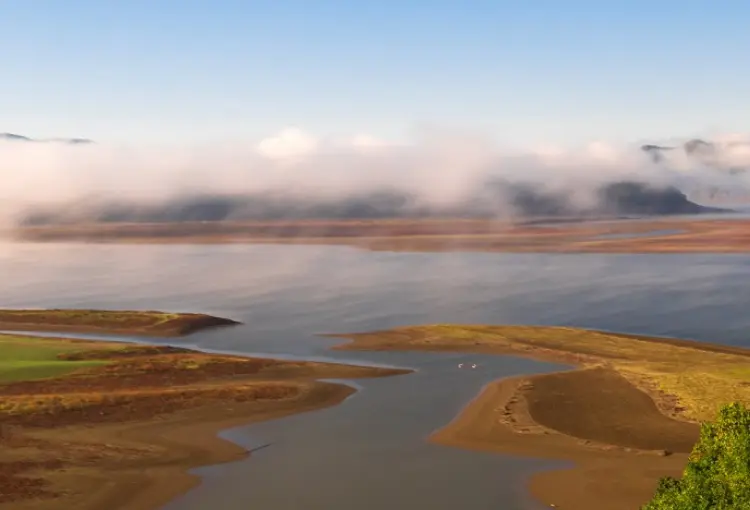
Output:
2,242,750,509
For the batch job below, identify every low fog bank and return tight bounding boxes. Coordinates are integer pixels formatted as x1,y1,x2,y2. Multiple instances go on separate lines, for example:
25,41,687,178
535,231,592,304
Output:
4,128,749,227
17,181,726,226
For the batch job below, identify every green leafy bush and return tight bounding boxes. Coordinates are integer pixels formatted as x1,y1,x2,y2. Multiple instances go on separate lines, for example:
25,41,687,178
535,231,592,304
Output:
643,403,750,509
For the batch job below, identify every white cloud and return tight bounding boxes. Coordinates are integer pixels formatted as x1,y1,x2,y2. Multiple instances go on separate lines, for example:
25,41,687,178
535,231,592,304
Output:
714,132,750,145
349,134,388,149
583,141,621,163
256,127,319,160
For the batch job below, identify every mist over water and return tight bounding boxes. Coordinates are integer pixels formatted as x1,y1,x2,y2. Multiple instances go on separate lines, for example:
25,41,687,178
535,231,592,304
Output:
2,243,750,509
3,130,750,226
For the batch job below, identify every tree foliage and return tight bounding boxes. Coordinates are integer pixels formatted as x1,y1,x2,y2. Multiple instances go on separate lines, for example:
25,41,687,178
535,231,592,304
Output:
643,403,750,509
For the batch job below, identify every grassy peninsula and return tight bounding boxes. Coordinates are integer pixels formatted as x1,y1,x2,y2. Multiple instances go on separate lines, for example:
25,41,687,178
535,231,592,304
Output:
0,309,240,337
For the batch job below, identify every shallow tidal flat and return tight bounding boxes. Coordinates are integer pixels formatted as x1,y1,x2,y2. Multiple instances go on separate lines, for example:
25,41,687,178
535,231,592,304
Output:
330,324,750,509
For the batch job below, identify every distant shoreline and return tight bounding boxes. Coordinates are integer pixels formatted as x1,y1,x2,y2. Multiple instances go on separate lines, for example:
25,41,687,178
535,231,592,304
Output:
8,216,750,253
0,309,240,337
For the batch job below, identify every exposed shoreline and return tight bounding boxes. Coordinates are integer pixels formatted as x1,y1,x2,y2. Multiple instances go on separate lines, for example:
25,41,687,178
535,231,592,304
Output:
0,333,410,510
21,382,359,510
9,217,750,253
330,324,750,509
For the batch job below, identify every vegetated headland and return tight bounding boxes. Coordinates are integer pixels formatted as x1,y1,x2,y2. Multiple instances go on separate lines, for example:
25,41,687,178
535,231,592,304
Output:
328,325,750,510
10,217,750,253
0,309,240,337
0,313,410,510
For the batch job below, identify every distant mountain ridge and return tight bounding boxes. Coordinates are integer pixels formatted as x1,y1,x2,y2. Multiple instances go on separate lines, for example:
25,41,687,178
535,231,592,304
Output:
0,132,93,144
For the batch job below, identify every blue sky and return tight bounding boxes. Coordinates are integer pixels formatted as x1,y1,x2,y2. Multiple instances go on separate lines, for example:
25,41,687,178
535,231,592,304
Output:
2,0,748,145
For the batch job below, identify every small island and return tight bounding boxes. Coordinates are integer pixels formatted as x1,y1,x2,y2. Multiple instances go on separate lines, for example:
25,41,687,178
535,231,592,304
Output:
0,330,410,509
0,309,241,337
328,325,750,510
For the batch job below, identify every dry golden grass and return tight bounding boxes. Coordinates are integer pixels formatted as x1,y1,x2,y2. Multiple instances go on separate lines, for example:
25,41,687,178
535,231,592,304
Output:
332,324,750,422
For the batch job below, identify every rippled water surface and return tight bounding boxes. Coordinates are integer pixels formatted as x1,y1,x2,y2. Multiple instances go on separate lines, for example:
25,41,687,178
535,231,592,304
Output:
2,242,750,509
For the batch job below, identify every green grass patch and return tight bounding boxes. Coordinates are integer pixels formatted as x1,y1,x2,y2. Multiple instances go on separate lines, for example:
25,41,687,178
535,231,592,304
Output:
0,360,106,383
0,334,114,383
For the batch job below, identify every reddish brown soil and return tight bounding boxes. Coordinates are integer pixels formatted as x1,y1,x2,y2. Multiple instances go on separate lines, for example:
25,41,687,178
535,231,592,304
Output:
58,345,192,360
0,460,64,503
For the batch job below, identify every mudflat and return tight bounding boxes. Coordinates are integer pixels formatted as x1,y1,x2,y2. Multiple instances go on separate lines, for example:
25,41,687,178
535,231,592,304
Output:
0,333,410,510
331,324,750,509
11,217,750,253
526,368,698,453
0,309,240,337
